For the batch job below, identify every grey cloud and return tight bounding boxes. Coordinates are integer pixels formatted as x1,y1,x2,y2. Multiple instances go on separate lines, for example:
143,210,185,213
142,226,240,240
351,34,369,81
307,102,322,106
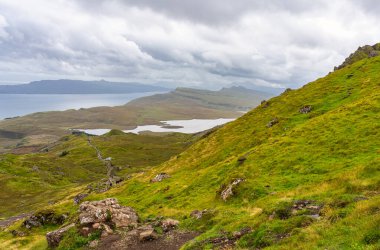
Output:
0,0,379,89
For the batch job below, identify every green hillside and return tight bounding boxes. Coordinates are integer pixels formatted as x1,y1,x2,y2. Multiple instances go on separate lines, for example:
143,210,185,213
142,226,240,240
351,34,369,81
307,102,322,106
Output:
0,132,196,219
1,55,379,249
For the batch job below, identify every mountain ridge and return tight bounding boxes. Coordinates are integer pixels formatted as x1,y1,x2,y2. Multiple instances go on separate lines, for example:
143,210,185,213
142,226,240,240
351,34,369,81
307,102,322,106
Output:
0,79,169,94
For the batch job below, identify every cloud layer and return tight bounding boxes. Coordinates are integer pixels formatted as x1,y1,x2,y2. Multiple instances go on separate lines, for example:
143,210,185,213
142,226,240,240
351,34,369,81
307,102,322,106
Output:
0,0,379,89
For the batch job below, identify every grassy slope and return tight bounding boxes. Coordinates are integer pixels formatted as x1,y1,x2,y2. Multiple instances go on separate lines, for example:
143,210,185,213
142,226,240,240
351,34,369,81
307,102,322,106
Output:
0,132,195,219
0,87,270,152
86,56,379,249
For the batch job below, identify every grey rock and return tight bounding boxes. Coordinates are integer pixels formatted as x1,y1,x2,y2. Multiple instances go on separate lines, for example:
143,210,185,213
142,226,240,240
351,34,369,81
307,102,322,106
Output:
151,173,171,183
299,105,312,114
266,118,279,128
161,218,179,232
46,223,75,248
73,193,89,205
221,178,244,201
139,229,158,242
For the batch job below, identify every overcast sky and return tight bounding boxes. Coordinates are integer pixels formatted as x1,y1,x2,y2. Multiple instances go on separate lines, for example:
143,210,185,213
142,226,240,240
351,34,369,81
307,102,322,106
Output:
0,0,379,89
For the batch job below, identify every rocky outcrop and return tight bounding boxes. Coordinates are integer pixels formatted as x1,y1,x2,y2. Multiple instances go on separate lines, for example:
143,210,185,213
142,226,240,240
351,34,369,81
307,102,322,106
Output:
220,178,244,201
46,223,75,248
23,211,67,229
335,43,380,70
79,198,138,228
151,173,171,183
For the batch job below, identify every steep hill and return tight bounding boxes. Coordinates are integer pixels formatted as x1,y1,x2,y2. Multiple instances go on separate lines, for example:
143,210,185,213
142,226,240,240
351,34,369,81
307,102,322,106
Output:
88,53,379,249
0,80,168,94
1,51,379,249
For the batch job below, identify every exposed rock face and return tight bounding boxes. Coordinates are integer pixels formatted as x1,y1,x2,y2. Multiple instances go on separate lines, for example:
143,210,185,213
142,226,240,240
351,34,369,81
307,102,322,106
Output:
334,43,380,70
299,105,312,114
46,223,75,248
79,198,138,228
23,211,67,229
73,193,89,205
266,118,279,128
150,173,171,183
221,178,244,201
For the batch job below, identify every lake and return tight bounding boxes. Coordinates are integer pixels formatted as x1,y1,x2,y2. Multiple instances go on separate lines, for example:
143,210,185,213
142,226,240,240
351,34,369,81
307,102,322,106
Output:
0,92,164,120
76,118,235,135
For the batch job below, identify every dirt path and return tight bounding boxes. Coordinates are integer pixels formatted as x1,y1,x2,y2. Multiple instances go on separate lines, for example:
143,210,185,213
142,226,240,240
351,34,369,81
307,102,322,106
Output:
87,136,119,188
87,136,105,162
96,231,199,250
0,213,32,228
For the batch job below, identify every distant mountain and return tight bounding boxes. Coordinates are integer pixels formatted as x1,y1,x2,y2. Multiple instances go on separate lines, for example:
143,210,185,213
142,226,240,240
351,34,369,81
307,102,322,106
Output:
128,86,274,112
0,79,169,94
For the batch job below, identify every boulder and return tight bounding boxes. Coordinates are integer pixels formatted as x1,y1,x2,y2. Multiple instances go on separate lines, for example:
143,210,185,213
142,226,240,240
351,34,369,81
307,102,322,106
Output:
139,229,158,242
79,198,138,228
190,209,208,220
46,223,75,248
221,178,244,201
151,173,171,183
161,218,179,232
73,193,89,205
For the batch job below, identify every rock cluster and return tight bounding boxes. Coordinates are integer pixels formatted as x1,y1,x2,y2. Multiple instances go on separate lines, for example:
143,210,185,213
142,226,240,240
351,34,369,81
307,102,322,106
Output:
220,178,244,201
151,173,171,183
291,200,323,218
43,198,181,248
79,198,138,228
299,105,312,114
